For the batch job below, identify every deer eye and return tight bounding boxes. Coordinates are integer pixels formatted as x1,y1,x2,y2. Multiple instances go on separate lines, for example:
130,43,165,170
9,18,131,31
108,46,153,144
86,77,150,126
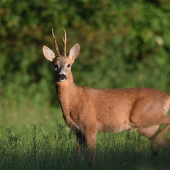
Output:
67,64,70,68
54,64,58,69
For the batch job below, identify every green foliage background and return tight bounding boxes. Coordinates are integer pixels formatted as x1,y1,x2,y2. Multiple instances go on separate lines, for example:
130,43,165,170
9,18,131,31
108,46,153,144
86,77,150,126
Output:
0,1,170,169
1,0,170,106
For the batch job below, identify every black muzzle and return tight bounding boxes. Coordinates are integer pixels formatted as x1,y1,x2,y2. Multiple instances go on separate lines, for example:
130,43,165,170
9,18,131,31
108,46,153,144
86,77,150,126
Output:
58,74,66,81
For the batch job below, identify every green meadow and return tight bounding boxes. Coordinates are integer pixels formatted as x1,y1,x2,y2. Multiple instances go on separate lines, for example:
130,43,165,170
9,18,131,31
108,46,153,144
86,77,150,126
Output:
0,96,169,170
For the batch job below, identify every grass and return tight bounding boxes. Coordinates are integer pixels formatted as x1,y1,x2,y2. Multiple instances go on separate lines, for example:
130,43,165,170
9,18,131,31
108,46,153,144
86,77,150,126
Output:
0,96,169,170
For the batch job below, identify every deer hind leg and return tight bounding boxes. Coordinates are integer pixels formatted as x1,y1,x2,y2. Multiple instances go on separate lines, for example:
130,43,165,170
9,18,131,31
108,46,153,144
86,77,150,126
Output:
137,124,170,155
151,124,170,155
138,124,170,170
152,124,170,170
137,125,161,156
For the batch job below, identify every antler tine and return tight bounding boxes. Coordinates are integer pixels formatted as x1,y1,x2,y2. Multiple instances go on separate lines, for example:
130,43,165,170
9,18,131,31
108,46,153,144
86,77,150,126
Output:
62,29,66,57
52,28,61,58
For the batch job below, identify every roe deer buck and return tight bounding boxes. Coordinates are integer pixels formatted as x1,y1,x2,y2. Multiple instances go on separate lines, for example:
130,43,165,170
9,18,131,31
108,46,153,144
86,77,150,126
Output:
43,29,170,169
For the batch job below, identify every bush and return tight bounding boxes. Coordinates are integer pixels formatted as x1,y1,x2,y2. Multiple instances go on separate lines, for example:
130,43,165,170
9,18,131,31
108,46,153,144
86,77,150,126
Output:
1,0,170,106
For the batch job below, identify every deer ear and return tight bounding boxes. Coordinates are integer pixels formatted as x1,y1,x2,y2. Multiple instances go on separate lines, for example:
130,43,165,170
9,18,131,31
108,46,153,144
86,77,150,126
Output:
43,46,55,62
68,43,80,62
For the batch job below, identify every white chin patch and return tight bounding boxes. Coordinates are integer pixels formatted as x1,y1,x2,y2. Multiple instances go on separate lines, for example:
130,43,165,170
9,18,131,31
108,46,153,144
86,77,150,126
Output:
59,79,66,82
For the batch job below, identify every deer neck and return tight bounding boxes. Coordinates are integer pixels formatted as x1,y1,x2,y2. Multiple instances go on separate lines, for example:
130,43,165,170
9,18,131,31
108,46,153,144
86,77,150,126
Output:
56,73,77,109
56,73,81,131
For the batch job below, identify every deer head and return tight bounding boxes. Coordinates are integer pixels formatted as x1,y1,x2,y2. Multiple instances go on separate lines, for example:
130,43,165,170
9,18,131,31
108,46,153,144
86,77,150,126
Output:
43,29,80,82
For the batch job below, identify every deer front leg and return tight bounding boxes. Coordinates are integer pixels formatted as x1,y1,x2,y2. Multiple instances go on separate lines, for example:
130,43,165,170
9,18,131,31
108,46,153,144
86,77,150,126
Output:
76,132,86,161
84,130,97,168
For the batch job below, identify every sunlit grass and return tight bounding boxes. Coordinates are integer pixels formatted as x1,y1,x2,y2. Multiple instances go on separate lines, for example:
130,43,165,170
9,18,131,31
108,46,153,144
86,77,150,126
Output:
0,96,64,138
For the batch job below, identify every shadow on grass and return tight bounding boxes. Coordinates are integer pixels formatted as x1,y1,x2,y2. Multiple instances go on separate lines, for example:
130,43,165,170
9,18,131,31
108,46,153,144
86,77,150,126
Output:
0,126,168,170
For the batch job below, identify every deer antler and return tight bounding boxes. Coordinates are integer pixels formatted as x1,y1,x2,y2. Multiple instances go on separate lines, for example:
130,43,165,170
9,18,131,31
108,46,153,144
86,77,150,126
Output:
62,29,66,57
52,28,61,58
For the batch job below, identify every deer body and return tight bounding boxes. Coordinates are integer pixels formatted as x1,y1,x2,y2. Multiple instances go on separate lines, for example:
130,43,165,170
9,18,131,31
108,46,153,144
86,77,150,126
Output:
57,79,170,133
43,29,170,169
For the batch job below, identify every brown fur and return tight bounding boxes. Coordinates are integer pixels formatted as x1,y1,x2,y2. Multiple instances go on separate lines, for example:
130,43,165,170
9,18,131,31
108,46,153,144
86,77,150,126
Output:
43,30,170,169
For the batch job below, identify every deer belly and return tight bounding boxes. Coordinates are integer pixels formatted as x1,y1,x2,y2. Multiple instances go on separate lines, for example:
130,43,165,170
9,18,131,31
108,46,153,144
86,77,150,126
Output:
97,114,131,133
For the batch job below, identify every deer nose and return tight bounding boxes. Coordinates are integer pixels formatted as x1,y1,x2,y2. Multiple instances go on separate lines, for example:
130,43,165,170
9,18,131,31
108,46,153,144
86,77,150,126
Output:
58,74,66,80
